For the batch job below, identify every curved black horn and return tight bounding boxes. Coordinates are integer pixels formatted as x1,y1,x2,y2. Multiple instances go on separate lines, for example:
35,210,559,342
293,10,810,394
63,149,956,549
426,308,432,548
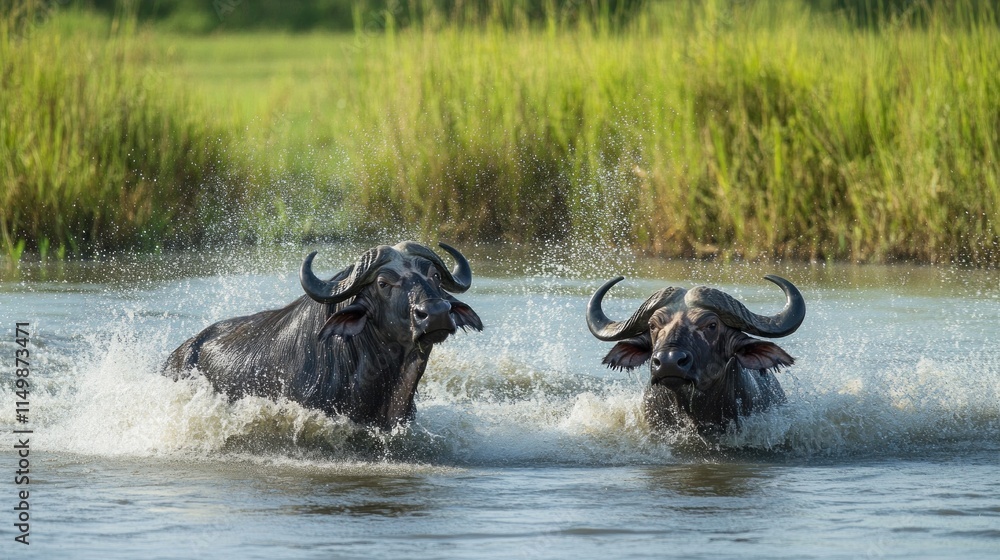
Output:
402,242,473,293
299,247,391,304
436,242,473,293
587,276,684,341
684,275,805,338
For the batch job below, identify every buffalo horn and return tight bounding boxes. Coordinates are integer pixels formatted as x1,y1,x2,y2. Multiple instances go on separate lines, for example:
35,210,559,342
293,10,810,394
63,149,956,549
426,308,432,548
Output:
299,247,391,304
684,275,805,338
404,242,473,293
587,276,684,341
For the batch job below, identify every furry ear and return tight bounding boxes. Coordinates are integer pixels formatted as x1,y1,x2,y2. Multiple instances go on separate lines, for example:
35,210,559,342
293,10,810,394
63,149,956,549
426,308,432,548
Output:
318,302,367,341
602,334,653,371
734,339,794,371
449,299,484,332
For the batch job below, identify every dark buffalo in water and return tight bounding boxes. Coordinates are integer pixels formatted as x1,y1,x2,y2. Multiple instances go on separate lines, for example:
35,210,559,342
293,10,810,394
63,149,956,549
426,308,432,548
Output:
586,275,805,435
164,241,483,429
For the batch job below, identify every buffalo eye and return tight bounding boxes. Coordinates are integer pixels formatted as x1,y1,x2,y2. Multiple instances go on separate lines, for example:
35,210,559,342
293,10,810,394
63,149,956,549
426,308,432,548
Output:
377,279,390,290
432,271,441,283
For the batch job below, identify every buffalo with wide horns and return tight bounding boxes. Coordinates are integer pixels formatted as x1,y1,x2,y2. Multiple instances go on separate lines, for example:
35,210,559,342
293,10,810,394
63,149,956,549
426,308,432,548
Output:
163,241,483,429
586,275,805,434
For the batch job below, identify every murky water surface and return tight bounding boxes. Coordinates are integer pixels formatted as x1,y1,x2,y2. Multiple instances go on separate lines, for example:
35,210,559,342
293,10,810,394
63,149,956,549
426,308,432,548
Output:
1,244,998,558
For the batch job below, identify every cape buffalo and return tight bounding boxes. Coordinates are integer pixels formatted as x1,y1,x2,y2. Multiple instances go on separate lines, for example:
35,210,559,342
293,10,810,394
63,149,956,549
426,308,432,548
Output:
163,241,483,429
586,275,805,435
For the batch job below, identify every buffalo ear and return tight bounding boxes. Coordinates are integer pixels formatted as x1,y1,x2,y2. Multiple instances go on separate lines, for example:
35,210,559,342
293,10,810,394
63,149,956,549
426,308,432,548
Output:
602,335,653,371
734,339,794,371
449,299,483,332
319,302,367,341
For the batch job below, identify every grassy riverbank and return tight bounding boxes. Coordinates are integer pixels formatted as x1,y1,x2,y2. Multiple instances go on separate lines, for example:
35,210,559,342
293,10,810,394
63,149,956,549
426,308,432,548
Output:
2,1,999,264
1,7,257,257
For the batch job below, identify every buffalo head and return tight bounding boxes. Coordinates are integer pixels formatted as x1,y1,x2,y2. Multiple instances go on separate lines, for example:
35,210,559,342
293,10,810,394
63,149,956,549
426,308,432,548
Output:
300,241,483,347
587,275,805,433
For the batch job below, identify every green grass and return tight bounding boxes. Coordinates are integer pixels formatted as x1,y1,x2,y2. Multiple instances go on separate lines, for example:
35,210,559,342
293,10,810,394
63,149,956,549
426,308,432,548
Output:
353,0,1000,263
0,5,256,257
3,0,1000,264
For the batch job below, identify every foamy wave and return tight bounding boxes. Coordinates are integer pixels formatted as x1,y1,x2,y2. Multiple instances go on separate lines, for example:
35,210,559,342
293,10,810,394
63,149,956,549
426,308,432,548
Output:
23,322,349,458
9,315,998,466
721,356,1000,455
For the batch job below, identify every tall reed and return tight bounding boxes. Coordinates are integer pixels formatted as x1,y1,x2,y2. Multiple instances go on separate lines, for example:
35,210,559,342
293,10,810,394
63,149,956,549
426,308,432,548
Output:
335,0,1000,263
0,3,252,258
4,1,999,265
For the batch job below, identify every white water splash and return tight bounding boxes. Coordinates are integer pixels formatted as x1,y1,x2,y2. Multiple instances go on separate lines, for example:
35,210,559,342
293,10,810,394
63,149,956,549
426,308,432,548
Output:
4,265,999,467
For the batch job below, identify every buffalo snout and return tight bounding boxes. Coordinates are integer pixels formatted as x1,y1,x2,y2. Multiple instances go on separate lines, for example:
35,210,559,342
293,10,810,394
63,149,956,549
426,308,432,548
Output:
413,298,456,341
651,348,695,385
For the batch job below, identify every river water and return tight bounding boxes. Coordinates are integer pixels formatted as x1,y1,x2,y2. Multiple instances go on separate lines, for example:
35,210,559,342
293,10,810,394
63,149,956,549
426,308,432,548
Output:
1,243,998,559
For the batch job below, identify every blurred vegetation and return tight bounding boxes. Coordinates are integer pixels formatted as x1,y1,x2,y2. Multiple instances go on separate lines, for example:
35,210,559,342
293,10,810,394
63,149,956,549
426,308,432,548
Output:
2,0,999,265
1,2,258,257
335,0,1000,263
74,0,965,33
82,0,649,33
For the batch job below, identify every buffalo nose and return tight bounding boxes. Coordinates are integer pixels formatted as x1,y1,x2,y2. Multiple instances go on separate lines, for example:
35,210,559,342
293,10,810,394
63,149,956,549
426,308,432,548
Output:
651,349,693,383
413,299,455,334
